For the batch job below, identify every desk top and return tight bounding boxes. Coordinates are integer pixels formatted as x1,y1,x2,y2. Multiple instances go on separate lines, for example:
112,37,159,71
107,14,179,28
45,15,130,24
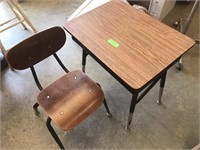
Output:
64,1,195,90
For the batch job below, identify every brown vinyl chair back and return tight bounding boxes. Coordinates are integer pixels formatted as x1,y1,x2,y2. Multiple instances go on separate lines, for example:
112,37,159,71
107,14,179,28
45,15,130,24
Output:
6,26,66,70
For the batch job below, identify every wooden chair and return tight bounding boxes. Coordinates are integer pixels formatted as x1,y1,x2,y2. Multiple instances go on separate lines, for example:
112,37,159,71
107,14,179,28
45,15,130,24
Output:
0,0,37,34
0,0,37,69
5,26,112,149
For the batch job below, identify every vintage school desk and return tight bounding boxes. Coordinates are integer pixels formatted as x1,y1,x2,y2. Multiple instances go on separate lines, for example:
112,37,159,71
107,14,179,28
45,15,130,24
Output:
64,0,195,130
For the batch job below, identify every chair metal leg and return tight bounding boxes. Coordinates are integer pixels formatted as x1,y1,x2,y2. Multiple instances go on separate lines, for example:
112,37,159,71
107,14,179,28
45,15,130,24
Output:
125,93,138,131
33,102,40,115
46,117,65,150
53,53,69,73
103,99,112,117
157,72,167,105
96,83,112,117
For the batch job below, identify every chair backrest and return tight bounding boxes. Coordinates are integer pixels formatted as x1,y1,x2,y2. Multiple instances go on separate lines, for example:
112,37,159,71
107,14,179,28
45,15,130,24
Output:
6,26,66,70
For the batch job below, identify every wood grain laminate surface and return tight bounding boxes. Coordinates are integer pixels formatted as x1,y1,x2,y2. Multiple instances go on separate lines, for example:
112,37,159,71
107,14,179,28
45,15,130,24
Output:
64,1,195,90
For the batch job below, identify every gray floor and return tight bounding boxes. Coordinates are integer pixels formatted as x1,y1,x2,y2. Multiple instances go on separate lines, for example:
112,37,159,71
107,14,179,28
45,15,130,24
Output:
0,0,199,149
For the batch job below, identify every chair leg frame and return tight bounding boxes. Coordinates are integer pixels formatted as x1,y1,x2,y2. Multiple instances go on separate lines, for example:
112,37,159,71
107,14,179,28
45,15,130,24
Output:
53,53,69,73
103,99,112,117
46,117,65,150
33,102,40,115
45,99,111,150
96,83,112,117
44,83,112,150
45,83,111,149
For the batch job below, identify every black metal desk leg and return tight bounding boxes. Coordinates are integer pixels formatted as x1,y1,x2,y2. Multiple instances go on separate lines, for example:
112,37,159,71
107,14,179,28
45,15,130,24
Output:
157,72,167,104
125,93,138,131
82,50,88,73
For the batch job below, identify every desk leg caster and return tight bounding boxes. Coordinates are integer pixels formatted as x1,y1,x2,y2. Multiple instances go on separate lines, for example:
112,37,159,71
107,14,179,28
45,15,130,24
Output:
157,72,167,105
156,100,161,105
82,50,88,73
176,60,183,70
125,94,138,131
176,63,183,70
125,126,131,131
157,87,163,105
125,112,133,132
82,65,85,73
174,21,180,27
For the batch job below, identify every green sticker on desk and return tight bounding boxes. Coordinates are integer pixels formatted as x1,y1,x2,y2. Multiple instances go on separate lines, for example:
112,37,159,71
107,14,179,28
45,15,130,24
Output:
107,39,119,48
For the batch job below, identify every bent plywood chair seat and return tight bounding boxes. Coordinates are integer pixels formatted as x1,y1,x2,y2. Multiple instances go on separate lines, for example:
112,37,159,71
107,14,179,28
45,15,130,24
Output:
37,70,105,131
6,26,111,149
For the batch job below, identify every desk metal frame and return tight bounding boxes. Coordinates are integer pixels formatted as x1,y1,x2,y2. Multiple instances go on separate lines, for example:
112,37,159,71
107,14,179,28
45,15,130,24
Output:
64,1,195,130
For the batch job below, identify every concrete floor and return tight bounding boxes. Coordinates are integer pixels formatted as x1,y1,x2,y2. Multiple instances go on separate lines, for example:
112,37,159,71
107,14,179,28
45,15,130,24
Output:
0,0,199,149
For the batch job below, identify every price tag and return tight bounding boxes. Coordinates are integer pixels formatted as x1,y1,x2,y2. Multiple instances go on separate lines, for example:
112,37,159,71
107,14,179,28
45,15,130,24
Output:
107,39,119,48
